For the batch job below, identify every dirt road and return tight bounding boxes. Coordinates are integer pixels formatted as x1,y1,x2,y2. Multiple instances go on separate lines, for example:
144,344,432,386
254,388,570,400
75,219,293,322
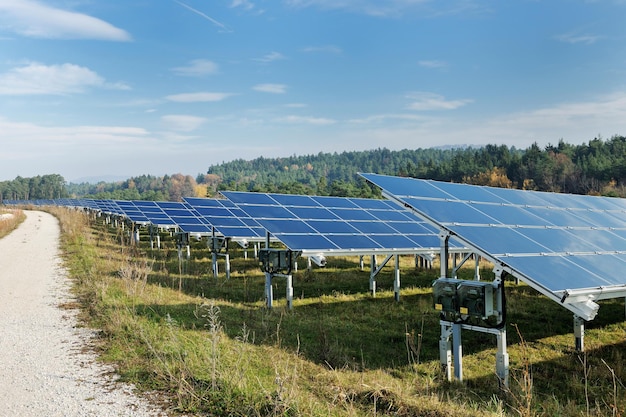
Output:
0,210,166,416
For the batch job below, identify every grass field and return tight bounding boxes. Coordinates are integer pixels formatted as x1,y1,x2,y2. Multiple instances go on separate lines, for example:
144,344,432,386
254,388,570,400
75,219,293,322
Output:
51,207,625,416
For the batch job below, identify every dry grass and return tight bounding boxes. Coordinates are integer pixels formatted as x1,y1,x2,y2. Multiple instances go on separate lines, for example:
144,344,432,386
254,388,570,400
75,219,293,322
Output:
0,208,25,239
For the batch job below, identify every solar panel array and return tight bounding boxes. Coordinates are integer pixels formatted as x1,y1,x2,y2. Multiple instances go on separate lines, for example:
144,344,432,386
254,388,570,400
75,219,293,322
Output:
360,173,626,317
221,191,448,255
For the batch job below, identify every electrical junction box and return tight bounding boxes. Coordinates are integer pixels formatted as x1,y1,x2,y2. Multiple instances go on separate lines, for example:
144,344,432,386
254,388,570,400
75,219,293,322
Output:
457,281,494,319
433,278,459,314
259,249,301,274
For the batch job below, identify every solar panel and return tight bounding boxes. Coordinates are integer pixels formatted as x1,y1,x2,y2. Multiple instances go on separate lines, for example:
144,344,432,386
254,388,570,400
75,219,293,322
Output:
155,201,212,235
220,191,447,256
183,197,267,240
360,172,626,320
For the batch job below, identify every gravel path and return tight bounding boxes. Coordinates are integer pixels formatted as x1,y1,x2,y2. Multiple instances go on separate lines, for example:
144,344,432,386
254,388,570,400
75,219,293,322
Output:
0,211,168,417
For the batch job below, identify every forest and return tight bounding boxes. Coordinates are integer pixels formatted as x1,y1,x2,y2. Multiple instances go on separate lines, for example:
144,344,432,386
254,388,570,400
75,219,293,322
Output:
2,135,626,201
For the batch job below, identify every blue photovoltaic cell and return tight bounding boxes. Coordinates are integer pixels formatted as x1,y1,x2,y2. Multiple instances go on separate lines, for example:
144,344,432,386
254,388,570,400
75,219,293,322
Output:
183,197,268,239
221,190,447,253
360,172,626,294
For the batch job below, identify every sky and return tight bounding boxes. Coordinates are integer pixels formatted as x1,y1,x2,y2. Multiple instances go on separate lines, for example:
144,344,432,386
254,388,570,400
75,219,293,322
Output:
1,0,626,183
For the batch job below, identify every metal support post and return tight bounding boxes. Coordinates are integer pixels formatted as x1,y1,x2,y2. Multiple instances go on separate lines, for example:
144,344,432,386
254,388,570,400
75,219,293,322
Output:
359,255,364,271
225,253,231,280
286,274,293,309
212,252,218,277
307,257,312,271
496,329,509,389
439,323,453,381
440,232,450,279
394,254,401,302
574,315,585,352
452,323,463,381
370,255,377,296
265,272,273,309
186,245,190,260
475,255,481,280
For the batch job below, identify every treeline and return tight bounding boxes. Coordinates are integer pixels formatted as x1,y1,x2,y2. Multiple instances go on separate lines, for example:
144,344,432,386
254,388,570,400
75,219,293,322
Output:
67,173,205,201
5,136,626,202
0,174,68,201
208,135,626,197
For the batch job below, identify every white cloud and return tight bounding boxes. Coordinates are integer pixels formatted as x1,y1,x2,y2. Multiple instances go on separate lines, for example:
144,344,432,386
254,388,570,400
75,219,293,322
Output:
0,0,131,40
301,45,342,54
418,60,447,69
253,83,287,94
254,51,286,63
231,0,255,11
166,92,235,102
406,92,472,111
283,0,479,18
161,114,207,131
348,113,429,124
276,115,336,125
171,59,219,76
555,32,602,45
0,62,128,95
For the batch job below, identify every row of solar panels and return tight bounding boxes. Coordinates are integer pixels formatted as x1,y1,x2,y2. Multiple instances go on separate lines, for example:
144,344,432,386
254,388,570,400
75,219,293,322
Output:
360,173,626,321
8,173,626,320
2,192,452,256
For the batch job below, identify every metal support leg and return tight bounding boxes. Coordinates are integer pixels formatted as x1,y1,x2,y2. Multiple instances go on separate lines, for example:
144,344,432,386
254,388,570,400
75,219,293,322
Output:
574,315,585,352
370,256,377,297
307,257,312,271
186,245,190,260
359,255,364,271
453,323,463,381
475,255,481,280
157,234,161,249
440,323,453,381
496,329,509,389
286,274,293,309
394,254,400,302
265,272,273,309
212,252,218,277
225,253,231,280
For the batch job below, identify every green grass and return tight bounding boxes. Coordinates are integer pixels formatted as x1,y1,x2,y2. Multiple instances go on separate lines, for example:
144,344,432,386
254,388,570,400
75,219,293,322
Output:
56,209,625,416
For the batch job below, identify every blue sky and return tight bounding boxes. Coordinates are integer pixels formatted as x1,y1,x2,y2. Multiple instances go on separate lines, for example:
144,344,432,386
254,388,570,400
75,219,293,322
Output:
1,0,625,182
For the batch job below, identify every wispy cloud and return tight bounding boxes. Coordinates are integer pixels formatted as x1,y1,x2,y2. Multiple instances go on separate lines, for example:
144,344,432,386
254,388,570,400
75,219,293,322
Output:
0,0,131,40
348,113,429,124
555,32,602,45
161,114,207,131
253,83,287,94
0,62,129,95
171,59,219,76
254,51,286,63
301,45,342,54
283,0,482,18
174,0,232,32
275,115,336,125
406,92,472,111
231,0,255,11
166,92,235,102
418,60,447,69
